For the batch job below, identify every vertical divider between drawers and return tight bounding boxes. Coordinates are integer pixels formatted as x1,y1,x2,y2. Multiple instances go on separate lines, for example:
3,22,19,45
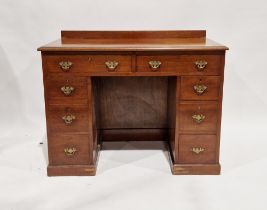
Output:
175,76,181,163
87,77,94,165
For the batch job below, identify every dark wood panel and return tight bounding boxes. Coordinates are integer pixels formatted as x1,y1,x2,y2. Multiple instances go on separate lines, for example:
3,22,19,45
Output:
97,77,168,129
88,77,100,163
61,30,206,42
101,129,167,141
167,77,179,162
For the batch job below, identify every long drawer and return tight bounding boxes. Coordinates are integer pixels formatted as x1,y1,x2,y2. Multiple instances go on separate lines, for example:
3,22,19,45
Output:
43,54,132,73
136,54,222,75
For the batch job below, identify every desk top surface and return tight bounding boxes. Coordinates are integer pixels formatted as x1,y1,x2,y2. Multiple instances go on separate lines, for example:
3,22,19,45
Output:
38,30,228,52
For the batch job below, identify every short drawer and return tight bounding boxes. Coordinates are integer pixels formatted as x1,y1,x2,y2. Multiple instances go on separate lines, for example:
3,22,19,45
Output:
45,75,88,105
136,54,222,75
48,133,90,165
180,76,220,100
178,135,217,164
43,54,132,73
179,101,218,133
46,105,89,133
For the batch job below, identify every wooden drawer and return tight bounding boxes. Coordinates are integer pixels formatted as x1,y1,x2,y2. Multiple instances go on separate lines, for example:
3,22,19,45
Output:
45,75,88,105
43,54,132,73
179,101,218,133
48,133,90,165
46,105,89,133
179,135,217,164
180,76,220,100
136,54,222,75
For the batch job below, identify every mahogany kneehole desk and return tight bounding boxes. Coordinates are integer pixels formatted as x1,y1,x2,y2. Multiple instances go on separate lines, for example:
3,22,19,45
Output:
38,30,228,176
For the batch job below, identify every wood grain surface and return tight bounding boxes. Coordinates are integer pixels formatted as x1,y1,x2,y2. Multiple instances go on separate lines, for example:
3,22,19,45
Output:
39,30,227,176
97,77,168,129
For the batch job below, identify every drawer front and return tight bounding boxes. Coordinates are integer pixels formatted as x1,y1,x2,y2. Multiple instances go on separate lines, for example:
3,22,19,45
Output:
136,54,222,75
46,105,89,133
48,134,90,165
179,135,217,164
43,54,132,73
179,102,218,133
180,76,220,100
45,75,88,105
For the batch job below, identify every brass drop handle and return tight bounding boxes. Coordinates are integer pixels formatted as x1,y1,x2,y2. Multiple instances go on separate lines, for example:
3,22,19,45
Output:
64,147,77,156
62,115,76,125
61,86,75,96
59,61,73,71
191,147,205,154
105,61,119,71
195,60,207,71
192,114,205,123
148,61,161,71
194,84,207,95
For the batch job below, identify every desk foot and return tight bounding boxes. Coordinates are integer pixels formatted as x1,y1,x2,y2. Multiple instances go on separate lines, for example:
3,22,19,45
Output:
47,165,97,176
171,163,221,175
